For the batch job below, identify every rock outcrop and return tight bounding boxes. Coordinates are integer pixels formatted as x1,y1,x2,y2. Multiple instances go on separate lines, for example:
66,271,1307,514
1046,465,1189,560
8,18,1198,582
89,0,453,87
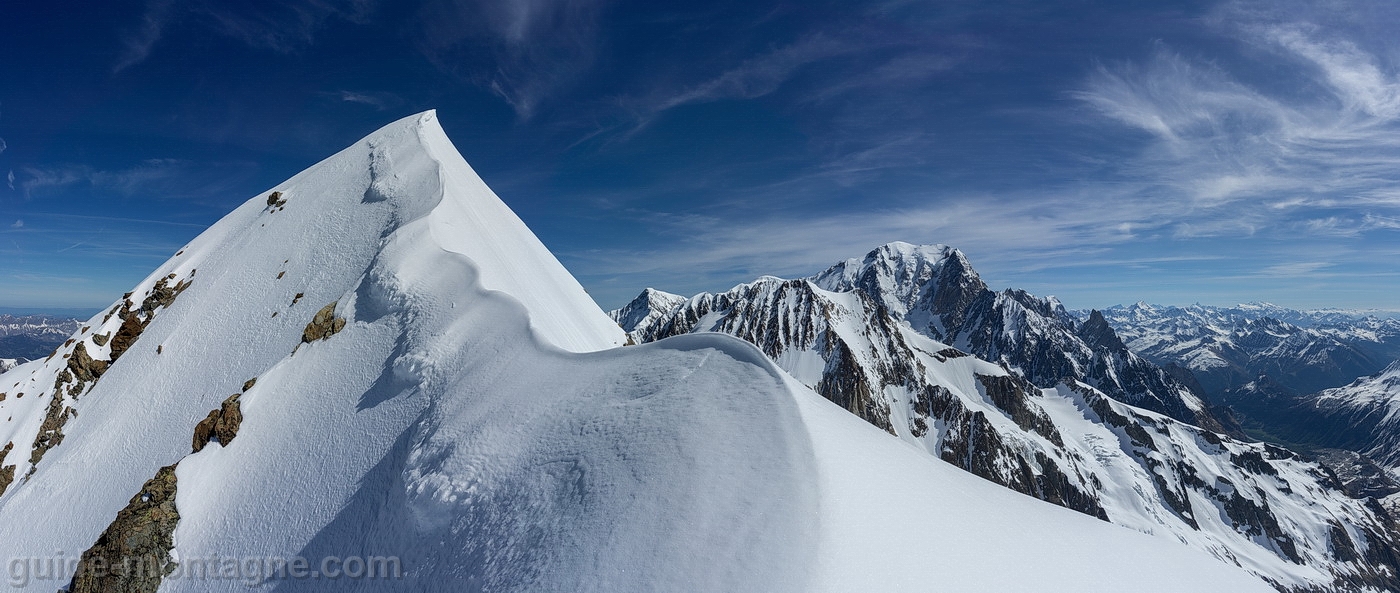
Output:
191,394,243,453
301,302,346,343
68,465,180,593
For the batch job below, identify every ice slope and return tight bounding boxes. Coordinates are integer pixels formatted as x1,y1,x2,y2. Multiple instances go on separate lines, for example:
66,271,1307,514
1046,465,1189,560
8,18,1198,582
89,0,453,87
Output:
0,111,1270,592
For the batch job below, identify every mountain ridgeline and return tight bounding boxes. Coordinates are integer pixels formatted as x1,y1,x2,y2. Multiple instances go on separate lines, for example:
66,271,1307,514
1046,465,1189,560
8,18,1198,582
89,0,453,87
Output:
614,242,1400,593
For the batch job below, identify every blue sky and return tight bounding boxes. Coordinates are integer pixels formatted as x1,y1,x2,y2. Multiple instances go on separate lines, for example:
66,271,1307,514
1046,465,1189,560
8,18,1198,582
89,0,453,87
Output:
2,0,1398,313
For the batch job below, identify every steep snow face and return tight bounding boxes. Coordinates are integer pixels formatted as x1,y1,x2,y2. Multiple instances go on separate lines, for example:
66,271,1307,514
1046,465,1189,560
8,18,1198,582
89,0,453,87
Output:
0,112,1276,592
615,248,1400,592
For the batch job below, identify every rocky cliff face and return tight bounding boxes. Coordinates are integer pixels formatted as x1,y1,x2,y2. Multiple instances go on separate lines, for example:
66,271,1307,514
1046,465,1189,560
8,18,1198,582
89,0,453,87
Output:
614,242,1400,593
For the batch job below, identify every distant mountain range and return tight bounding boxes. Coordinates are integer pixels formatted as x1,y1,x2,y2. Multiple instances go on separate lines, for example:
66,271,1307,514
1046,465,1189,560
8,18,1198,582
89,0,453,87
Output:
0,314,83,362
1090,303,1400,479
1092,302,1400,398
613,243,1400,592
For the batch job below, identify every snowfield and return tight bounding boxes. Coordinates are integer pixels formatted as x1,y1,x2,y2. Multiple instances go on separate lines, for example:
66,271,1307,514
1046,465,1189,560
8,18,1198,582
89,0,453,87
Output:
0,112,1272,592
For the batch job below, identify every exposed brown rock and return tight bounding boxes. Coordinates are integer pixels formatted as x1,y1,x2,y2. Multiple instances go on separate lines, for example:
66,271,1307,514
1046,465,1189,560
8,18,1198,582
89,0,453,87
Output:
68,464,180,593
92,333,110,346
140,277,187,314
266,191,287,208
28,392,72,471
242,377,257,392
0,442,14,498
276,271,286,279
67,342,110,385
301,302,346,343
110,313,146,362
192,394,243,453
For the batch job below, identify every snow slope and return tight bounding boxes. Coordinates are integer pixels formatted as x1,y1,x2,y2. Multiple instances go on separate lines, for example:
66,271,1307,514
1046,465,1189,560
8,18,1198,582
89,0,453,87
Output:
0,112,1271,592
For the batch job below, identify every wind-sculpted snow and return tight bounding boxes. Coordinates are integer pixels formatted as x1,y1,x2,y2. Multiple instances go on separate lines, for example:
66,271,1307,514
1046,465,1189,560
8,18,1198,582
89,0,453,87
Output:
616,243,1400,592
0,112,1278,592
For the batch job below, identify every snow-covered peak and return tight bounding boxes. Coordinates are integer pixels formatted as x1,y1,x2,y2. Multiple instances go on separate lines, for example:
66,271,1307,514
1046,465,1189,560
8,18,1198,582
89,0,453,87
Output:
365,111,623,352
610,287,687,340
812,242,961,288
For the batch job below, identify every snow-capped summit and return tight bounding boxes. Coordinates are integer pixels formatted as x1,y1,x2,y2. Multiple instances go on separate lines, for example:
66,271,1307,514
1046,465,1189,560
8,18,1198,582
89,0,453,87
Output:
802,242,1216,430
0,113,1276,592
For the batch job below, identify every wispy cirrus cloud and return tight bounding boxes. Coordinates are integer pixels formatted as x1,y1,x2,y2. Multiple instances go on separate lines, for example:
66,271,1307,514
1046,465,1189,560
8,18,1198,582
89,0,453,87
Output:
114,0,179,73
17,159,257,202
114,0,380,72
1255,261,1333,277
624,34,859,128
328,90,402,111
414,0,609,119
1074,3,1400,231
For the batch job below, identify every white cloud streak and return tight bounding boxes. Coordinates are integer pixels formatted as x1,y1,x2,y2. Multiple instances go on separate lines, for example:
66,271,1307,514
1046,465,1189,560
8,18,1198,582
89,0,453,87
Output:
415,0,608,119
114,0,179,73
1074,8,1400,227
630,35,857,123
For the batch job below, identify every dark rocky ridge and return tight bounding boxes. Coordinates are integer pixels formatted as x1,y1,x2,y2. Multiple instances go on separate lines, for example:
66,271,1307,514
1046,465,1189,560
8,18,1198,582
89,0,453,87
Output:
191,393,243,453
